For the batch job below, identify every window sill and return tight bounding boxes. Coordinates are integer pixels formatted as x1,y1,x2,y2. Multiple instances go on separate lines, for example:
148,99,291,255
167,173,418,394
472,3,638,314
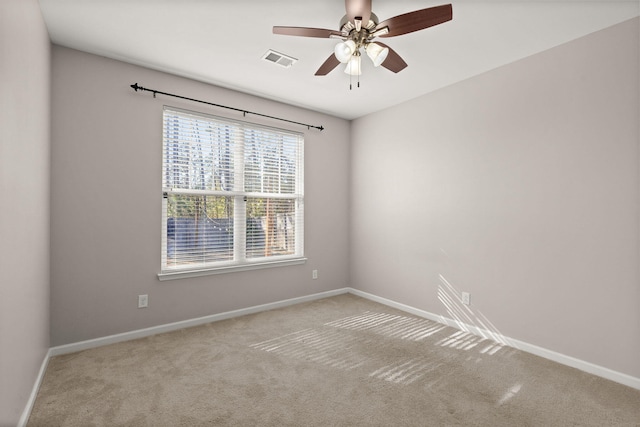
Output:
157,257,307,281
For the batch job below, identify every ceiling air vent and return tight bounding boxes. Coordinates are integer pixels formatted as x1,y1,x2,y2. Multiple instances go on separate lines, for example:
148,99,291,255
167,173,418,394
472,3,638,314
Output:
262,50,298,68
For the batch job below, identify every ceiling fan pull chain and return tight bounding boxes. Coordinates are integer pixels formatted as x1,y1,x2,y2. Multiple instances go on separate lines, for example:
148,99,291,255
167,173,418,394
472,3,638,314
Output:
349,71,361,90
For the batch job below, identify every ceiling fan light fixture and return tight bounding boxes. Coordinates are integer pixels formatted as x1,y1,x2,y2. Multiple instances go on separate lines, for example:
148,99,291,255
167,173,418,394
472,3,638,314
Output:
334,40,357,63
344,54,362,75
365,42,389,67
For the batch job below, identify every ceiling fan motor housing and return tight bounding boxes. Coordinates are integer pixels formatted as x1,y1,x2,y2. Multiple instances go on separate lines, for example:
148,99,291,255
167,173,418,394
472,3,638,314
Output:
339,12,380,49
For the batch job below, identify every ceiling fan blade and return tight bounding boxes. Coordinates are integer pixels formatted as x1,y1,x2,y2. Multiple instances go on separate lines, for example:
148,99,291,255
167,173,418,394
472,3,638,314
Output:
345,0,371,26
315,54,341,76
376,42,408,73
377,4,452,38
273,26,342,38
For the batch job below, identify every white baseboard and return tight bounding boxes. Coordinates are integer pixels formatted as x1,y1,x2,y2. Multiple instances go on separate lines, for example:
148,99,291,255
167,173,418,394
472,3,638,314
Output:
347,287,640,391
50,288,349,357
18,348,52,427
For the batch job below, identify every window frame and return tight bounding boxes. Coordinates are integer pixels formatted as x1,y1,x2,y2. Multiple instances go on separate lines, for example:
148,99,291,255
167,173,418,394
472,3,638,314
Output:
158,106,305,281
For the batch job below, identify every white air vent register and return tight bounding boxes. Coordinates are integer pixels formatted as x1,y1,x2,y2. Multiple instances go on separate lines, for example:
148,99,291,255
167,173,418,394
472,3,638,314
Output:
262,50,298,68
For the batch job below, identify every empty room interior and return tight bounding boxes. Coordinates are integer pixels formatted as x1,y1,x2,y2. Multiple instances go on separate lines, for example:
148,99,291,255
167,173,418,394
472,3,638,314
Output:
2,0,640,425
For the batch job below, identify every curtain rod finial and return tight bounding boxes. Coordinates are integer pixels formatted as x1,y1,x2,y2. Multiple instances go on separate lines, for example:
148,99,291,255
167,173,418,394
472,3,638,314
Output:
130,83,141,91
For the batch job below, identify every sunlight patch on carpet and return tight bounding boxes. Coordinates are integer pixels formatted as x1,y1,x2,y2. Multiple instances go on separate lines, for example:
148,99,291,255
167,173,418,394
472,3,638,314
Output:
436,330,485,351
250,310,518,388
325,311,446,341
369,357,440,385
497,383,522,406
249,327,370,371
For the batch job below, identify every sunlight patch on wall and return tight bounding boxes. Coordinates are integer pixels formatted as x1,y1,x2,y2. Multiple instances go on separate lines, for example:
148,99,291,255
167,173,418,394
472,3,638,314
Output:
438,274,517,349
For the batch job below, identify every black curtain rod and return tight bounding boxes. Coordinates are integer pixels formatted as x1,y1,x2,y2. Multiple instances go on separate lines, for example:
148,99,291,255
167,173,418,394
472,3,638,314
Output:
130,83,324,131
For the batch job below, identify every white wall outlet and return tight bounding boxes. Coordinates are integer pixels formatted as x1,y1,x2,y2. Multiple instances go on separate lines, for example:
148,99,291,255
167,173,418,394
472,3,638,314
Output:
461,292,471,305
312,269,318,280
138,294,148,308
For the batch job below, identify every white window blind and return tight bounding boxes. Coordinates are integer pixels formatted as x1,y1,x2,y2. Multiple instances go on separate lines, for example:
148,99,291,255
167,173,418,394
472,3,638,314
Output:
160,107,304,278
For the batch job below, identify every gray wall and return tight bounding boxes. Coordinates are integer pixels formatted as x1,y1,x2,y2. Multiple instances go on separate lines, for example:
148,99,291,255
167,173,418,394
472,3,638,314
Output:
0,0,51,424
350,18,640,378
50,46,351,346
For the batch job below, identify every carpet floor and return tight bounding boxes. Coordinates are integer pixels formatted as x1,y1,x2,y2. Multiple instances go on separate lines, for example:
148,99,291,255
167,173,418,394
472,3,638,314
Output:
28,294,640,426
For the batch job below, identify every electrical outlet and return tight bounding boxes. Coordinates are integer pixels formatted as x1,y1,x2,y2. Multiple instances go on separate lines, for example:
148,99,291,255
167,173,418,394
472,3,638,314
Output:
138,294,148,308
461,292,470,306
312,270,318,280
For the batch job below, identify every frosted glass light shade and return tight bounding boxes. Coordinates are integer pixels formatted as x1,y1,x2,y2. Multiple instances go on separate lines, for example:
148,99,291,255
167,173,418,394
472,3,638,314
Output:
344,55,361,75
334,40,356,63
365,42,389,67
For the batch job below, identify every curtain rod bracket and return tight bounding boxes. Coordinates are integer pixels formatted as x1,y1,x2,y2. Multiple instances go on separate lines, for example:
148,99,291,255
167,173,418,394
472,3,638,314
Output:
129,82,324,131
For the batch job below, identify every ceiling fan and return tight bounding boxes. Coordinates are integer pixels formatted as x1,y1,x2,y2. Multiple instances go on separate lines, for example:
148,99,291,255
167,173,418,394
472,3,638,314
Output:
273,0,452,77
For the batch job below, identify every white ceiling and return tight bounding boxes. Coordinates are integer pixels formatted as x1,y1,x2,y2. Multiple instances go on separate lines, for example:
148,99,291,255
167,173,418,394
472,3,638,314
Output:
38,0,638,120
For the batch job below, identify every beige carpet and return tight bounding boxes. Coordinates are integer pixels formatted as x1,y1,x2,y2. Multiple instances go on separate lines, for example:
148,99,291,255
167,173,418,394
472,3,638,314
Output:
28,294,640,426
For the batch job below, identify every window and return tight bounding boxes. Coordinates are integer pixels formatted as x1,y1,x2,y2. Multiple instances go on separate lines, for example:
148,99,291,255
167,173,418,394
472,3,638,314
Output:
159,107,304,279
